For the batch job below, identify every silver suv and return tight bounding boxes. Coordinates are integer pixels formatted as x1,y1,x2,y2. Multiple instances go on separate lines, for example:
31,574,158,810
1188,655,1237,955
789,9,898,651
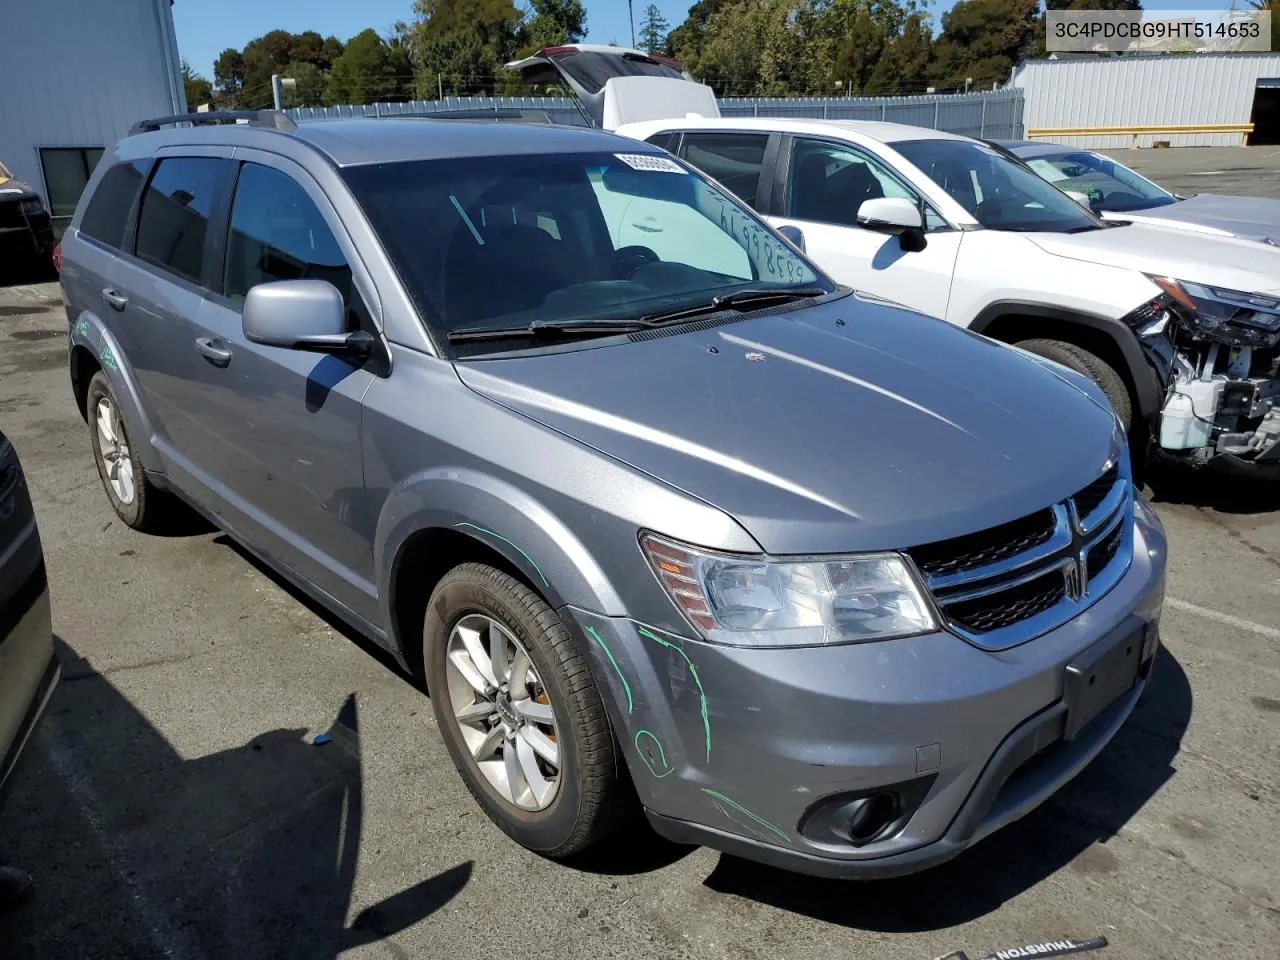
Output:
60,110,1167,878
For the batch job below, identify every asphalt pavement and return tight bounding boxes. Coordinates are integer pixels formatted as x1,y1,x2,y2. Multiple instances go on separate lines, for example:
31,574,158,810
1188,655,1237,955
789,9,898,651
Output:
0,147,1278,960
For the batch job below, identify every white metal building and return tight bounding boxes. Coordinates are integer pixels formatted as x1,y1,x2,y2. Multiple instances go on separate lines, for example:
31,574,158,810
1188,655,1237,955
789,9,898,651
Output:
0,0,184,223
1010,53,1280,148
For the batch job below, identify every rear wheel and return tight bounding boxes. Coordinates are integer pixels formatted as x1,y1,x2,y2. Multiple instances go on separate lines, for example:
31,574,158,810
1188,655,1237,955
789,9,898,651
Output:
1017,338,1134,431
85,372,173,532
424,562,628,857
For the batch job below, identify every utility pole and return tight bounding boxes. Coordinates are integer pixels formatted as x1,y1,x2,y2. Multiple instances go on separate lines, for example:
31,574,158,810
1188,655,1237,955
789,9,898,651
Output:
628,0,636,48
271,74,296,111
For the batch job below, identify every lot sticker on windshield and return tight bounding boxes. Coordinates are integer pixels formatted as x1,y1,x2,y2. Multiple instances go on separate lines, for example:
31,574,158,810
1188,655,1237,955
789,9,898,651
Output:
614,153,686,174
701,193,809,283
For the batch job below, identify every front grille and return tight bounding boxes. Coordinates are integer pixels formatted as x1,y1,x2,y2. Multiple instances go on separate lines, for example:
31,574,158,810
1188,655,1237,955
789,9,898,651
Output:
946,570,1066,634
1086,521,1124,580
907,509,1056,579
1072,464,1119,522
911,461,1134,649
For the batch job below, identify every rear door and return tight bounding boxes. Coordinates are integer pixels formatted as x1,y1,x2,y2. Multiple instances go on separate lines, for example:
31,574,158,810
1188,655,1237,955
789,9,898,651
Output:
113,152,236,461
767,136,961,320
188,155,379,620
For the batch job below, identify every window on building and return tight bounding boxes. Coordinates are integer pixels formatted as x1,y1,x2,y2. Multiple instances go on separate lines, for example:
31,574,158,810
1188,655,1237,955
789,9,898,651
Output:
39,148,105,218
135,157,233,285
79,161,150,250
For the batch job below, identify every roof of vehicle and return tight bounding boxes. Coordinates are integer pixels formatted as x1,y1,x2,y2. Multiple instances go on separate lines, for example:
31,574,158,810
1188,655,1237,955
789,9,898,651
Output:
120,116,654,167
621,115,973,145
995,139,1082,157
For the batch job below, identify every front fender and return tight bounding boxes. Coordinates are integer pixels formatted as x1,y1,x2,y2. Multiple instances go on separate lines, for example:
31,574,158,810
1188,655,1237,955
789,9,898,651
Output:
374,466,628,632
68,310,163,473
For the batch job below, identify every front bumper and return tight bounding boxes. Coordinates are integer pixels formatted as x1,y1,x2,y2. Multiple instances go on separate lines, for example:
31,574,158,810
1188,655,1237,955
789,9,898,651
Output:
566,497,1166,878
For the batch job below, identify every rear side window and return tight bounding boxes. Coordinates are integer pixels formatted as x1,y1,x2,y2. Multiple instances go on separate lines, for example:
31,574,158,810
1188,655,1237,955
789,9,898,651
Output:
80,160,149,250
135,157,232,284
223,163,353,306
678,133,769,210
644,132,680,153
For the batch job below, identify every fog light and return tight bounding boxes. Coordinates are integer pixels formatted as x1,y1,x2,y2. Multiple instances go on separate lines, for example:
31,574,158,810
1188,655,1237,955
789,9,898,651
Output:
798,775,936,850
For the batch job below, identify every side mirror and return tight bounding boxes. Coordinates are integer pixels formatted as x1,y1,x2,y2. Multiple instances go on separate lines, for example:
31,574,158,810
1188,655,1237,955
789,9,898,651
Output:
1066,190,1091,206
242,280,374,359
776,224,806,252
856,197,924,236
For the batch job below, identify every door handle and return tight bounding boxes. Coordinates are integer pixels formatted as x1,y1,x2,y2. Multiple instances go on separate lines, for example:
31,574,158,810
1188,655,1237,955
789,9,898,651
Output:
102,288,128,311
195,337,233,367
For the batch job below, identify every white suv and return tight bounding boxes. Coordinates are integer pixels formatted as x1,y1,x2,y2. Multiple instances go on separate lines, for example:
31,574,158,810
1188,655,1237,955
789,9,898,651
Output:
504,46,1280,474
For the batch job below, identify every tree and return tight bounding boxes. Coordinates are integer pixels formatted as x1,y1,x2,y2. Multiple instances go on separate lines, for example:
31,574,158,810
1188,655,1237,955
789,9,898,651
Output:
181,60,214,109
213,48,245,99
281,61,326,106
324,28,397,105
864,11,933,94
668,0,730,62
410,0,524,96
523,0,588,50
930,0,1040,91
638,4,670,53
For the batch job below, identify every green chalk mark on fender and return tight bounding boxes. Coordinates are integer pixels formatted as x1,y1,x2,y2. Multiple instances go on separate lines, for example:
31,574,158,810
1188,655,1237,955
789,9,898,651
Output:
585,625,633,715
100,345,119,373
635,729,674,778
701,788,789,844
637,625,711,762
76,318,89,337
453,522,549,587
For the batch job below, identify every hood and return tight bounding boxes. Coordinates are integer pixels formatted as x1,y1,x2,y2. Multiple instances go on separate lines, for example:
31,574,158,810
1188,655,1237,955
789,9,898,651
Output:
506,44,719,131
1025,220,1280,296
1113,193,1280,246
455,297,1117,555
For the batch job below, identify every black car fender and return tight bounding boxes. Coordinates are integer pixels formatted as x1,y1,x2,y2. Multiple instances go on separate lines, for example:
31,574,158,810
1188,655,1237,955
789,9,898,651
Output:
969,301,1166,422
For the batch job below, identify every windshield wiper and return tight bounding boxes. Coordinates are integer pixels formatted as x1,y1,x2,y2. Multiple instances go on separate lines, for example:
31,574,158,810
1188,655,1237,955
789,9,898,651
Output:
639,287,828,325
447,318,655,343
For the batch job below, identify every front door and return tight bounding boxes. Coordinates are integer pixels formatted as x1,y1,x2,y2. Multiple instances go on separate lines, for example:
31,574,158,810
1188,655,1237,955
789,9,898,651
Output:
768,137,962,321
185,158,379,621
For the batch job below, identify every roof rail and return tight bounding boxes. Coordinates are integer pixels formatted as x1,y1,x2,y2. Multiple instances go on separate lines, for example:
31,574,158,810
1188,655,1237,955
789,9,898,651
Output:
387,108,560,124
129,110,297,136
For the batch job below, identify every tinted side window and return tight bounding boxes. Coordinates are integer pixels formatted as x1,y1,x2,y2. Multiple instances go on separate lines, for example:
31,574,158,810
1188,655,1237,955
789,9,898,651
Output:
645,132,679,153
678,133,769,210
224,163,352,307
80,160,149,249
788,138,945,230
135,158,231,284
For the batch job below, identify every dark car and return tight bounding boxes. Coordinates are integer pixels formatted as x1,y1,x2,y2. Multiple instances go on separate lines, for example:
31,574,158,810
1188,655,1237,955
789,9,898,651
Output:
0,429,59,799
0,161,55,266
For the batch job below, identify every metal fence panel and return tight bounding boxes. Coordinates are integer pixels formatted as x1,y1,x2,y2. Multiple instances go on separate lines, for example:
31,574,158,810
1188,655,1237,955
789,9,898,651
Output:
287,89,1025,139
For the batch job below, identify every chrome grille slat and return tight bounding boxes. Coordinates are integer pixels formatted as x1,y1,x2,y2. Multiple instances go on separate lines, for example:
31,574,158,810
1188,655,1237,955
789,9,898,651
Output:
909,463,1134,651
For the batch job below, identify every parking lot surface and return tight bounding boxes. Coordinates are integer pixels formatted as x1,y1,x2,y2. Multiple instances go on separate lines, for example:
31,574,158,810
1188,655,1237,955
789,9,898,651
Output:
1,147,1279,960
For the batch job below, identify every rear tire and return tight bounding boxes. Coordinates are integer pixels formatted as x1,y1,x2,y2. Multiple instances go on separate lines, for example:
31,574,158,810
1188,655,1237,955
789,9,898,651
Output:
1017,338,1134,431
85,372,174,533
424,562,628,858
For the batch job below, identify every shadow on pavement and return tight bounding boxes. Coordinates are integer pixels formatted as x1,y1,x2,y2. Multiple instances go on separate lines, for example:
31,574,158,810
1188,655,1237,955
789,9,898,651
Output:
1145,463,1280,515
0,639,470,959
0,249,58,289
702,648,1192,932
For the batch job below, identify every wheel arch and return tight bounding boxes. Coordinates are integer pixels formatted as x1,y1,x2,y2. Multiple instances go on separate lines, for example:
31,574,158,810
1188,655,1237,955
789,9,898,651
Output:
970,301,1163,421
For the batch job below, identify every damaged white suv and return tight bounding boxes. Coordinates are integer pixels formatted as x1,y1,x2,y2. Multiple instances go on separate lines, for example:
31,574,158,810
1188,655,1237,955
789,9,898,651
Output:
508,45,1280,474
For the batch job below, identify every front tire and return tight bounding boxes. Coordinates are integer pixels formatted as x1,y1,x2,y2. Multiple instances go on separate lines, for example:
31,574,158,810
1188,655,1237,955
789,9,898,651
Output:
424,562,627,857
1017,338,1134,431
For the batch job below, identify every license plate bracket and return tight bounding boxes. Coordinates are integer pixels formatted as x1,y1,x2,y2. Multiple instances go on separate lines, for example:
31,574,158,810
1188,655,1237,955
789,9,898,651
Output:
1062,622,1146,741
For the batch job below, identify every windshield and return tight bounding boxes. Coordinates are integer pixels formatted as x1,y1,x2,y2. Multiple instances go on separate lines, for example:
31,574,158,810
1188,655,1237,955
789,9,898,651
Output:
893,139,1104,233
342,151,831,354
1019,150,1176,213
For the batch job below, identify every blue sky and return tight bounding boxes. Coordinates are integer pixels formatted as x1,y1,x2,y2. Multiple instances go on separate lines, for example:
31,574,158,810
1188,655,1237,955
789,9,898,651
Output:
174,0,1235,85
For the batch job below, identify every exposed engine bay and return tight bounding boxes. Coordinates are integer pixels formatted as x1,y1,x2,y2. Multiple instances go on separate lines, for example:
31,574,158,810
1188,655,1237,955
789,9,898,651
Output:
1133,287,1280,468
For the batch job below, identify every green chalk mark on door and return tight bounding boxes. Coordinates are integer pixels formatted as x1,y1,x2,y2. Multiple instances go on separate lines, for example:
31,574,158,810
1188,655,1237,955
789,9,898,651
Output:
637,625,710,762
453,522,549,587
701,788,789,844
585,625,633,715
635,729,674,778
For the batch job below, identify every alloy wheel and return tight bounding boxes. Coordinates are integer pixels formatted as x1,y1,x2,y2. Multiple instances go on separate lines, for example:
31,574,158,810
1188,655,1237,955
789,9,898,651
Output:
95,397,135,505
444,613,561,811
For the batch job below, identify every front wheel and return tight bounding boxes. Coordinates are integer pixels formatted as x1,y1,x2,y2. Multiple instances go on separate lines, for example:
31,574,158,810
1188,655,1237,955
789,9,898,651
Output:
424,562,629,857
1017,338,1134,432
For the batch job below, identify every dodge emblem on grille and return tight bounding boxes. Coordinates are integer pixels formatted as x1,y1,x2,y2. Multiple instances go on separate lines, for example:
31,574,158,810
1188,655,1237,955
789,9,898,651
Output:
1063,558,1085,602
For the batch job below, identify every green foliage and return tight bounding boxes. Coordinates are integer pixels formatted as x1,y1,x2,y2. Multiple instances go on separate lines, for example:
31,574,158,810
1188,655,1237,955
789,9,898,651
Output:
639,3,670,53
213,48,245,98
523,0,588,50
930,0,1039,91
281,61,326,107
324,29,399,105
410,0,523,95
181,60,213,109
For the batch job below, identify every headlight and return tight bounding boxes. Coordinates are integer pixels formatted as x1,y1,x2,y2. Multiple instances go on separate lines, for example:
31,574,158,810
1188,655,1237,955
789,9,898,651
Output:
1148,275,1280,338
639,533,937,647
